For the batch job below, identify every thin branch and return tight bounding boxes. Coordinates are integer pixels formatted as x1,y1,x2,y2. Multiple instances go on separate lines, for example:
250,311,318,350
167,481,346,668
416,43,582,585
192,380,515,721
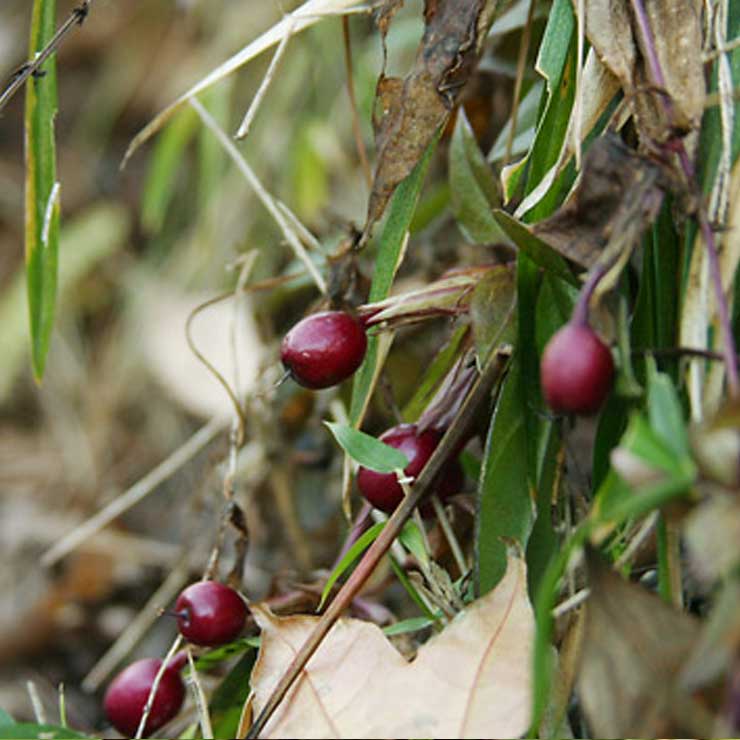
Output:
0,1,91,114
135,636,183,739
246,345,512,738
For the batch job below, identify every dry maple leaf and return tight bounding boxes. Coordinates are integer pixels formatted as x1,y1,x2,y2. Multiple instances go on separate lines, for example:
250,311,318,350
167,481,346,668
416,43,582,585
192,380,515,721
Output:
250,555,533,739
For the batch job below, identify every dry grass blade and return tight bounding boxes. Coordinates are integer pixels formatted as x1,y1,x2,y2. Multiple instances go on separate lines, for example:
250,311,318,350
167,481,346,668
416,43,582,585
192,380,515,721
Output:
190,97,327,296
123,0,368,165
41,417,226,567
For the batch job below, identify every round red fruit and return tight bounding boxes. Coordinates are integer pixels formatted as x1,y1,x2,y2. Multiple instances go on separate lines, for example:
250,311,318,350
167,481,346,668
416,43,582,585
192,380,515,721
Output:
540,322,614,415
174,581,247,647
281,311,367,389
357,423,462,514
104,658,185,738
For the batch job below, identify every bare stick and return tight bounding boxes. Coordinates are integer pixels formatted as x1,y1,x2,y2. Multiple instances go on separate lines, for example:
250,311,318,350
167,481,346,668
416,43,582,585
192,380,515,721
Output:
42,417,226,567
186,648,214,739
430,495,468,577
246,346,511,738
630,0,739,396
26,681,46,725
0,2,91,114
190,97,328,296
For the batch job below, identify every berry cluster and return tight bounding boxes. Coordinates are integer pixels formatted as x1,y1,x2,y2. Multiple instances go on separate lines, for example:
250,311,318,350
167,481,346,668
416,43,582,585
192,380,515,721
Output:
104,582,246,737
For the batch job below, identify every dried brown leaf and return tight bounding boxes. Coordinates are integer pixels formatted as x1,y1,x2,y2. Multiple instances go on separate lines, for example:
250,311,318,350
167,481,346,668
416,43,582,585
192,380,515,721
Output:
366,0,499,233
584,0,705,144
251,555,533,739
531,133,664,269
577,549,706,739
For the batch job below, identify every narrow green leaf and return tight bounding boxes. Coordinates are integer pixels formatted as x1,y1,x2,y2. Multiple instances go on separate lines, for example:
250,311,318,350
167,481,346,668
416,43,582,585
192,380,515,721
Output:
398,520,430,569
388,554,438,621
194,637,259,672
449,109,508,244
493,211,578,285
0,725,89,740
324,423,409,473
318,521,386,609
488,82,543,163
0,711,13,727
25,0,60,381
349,138,437,425
141,107,198,234
647,363,689,460
402,325,468,421
382,616,435,637
469,266,518,367
476,360,533,593
208,650,257,740
502,0,575,202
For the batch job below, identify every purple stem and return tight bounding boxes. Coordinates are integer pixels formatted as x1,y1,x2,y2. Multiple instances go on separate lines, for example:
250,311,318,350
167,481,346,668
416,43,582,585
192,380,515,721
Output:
630,0,739,396
571,262,609,327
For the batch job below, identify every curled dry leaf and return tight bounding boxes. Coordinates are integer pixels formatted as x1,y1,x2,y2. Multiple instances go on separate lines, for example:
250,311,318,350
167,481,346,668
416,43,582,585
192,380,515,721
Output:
251,555,533,739
366,0,499,233
584,0,704,145
577,549,707,739
531,133,665,270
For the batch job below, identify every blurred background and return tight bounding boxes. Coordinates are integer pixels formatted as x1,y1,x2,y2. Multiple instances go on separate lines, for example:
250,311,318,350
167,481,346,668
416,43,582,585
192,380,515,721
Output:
0,0,522,733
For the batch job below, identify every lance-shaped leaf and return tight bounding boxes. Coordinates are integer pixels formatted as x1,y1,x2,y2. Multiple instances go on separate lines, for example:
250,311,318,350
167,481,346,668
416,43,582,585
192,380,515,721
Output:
25,0,60,380
251,556,533,738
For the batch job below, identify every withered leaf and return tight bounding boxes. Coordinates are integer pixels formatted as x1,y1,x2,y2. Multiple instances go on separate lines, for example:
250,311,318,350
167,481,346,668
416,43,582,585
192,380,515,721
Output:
365,0,499,235
531,134,665,269
469,265,517,366
584,0,704,144
251,556,533,739
577,549,706,739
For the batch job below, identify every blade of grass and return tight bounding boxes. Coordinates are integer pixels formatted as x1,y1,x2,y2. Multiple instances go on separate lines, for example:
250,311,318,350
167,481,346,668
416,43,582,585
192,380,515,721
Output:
348,136,438,425
25,0,60,381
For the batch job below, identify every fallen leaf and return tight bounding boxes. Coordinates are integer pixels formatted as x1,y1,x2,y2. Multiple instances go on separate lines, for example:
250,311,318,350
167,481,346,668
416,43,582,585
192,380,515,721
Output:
531,133,665,269
365,0,499,233
251,556,533,739
577,549,707,738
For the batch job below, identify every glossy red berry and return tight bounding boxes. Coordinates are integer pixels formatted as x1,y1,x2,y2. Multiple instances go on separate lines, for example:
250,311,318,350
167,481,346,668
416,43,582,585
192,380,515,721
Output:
174,581,247,647
281,311,367,389
540,322,614,415
357,423,463,514
104,658,185,738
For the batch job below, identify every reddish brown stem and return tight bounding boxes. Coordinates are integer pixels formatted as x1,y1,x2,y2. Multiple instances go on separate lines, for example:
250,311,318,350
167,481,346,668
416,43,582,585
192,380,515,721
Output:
246,347,512,738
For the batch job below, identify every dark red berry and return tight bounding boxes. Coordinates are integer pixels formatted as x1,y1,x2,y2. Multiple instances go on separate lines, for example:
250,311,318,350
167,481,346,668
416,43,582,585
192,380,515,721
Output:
104,658,185,738
281,311,367,389
174,581,247,647
357,423,463,514
540,322,614,415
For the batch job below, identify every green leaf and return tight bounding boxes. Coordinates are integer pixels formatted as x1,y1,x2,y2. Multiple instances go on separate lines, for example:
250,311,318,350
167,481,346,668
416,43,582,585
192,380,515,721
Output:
208,650,257,740
476,360,533,593
469,266,517,367
449,109,508,244
141,107,198,234
194,637,259,672
488,82,543,163
398,520,430,569
0,711,13,727
388,554,438,621
349,138,437,425
324,423,409,472
502,0,575,203
25,0,60,381
382,616,435,636
402,325,468,421
318,521,386,609
646,362,689,460
493,211,577,285
0,725,89,739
